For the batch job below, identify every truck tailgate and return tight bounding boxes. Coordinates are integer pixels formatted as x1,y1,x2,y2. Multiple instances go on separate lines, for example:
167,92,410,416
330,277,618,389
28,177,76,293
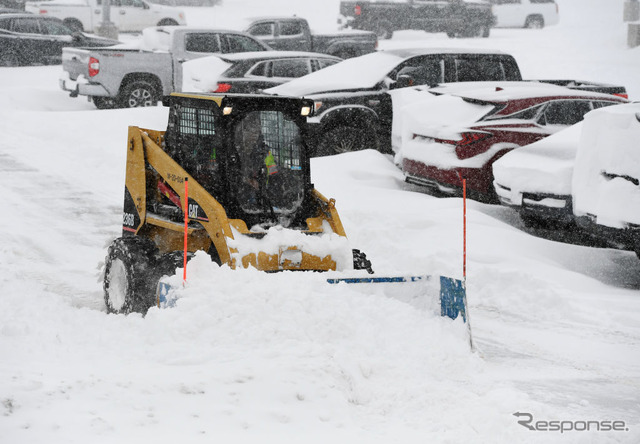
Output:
62,47,93,81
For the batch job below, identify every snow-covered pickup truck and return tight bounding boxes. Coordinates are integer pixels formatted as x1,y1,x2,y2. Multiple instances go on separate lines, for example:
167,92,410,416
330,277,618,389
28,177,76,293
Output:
245,16,377,59
59,26,271,109
489,0,558,29
25,0,186,33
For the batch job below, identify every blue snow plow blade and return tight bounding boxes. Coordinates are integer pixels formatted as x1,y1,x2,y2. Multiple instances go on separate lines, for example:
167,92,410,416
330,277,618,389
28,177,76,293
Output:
326,275,467,322
157,274,468,323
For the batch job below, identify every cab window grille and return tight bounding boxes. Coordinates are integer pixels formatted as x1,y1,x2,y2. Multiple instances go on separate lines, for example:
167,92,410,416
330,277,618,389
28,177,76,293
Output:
259,111,302,170
178,106,216,136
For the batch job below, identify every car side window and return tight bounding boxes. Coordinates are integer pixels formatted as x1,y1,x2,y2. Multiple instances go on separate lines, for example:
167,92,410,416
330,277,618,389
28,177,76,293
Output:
120,0,146,7
455,57,507,82
225,34,266,53
271,59,311,78
41,20,73,36
0,19,11,31
11,17,41,34
279,21,303,37
314,58,340,71
185,33,221,53
247,61,269,78
248,22,274,37
539,100,593,126
592,101,618,110
394,56,444,86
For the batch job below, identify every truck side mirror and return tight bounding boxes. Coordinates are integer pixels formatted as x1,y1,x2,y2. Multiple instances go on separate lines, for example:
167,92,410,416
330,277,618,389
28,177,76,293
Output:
393,74,414,89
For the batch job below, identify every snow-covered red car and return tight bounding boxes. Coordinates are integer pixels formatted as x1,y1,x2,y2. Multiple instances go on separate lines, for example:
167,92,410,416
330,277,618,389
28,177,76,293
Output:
398,82,627,202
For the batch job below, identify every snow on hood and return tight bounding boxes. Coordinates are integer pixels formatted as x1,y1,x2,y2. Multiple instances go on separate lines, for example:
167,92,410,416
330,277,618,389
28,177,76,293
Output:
182,55,232,92
266,51,404,96
492,122,583,197
572,102,640,228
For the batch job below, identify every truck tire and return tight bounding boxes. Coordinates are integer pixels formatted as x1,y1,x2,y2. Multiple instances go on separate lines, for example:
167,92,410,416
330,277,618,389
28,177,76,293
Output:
157,18,179,26
119,80,159,108
93,96,118,110
103,236,159,315
525,15,544,29
316,126,379,156
0,51,21,67
63,18,84,32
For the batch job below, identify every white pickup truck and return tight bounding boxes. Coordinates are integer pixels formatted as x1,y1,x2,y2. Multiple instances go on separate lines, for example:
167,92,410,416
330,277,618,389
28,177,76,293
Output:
59,26,271,108
489,0,559,29
25,0,186,33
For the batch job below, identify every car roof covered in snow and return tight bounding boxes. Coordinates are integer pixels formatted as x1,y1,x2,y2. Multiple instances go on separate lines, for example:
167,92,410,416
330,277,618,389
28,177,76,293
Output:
267,48,511,97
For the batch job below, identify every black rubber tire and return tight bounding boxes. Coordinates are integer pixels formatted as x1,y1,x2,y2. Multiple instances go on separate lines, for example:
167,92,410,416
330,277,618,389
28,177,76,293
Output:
93,96,118,110
103,236,159,315
0,52,21,67
525,15,544,29
119,80,159,108
157,18,179,27
316,126,379,156
63,18,84,32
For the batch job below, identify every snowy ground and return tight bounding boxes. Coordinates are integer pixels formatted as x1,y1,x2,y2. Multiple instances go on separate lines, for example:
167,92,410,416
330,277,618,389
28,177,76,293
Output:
1,0,639,443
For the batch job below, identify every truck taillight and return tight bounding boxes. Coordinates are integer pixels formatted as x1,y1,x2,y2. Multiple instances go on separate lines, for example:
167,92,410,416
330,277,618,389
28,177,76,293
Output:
213,83,232,93
354,5,361,15
88,57,100,77
38,9,48,14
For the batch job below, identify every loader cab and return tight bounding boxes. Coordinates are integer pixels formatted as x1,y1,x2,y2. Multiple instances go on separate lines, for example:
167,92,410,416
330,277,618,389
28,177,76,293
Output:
162,93,315,229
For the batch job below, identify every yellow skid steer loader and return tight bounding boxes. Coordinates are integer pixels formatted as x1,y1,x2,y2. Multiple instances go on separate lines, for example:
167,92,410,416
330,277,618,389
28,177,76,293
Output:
103,93,468,340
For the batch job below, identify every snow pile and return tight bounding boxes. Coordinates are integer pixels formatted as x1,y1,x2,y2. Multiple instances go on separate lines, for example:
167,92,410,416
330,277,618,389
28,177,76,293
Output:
572,102,640,228
228,224,354,271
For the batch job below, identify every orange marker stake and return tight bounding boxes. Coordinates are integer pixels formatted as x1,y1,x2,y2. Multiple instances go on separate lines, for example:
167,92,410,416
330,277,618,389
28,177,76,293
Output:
183,177,189,284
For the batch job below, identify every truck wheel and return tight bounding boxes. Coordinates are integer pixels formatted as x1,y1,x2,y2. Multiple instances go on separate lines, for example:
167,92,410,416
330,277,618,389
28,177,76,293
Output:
103,236,159,315
0,51,21,67
119,80,158,108
93,96,118,110
316,126,379,156
157,18,179,26
525,15,544,29
373,20,393,39
63,18,84,32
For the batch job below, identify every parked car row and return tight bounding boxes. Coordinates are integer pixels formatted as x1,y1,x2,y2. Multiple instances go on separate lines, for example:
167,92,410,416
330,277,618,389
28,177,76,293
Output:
397,82,627,202
0,13,120,66
494,102,640,258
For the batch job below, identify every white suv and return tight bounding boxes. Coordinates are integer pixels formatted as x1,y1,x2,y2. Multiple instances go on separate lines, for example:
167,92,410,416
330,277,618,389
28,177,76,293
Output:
490,0,559,29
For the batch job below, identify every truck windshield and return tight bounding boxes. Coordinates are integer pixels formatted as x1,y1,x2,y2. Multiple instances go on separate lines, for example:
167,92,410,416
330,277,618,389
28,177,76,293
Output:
233,110,305,224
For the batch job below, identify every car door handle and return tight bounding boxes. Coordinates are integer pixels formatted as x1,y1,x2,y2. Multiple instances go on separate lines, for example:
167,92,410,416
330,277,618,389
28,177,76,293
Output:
120,10,126,14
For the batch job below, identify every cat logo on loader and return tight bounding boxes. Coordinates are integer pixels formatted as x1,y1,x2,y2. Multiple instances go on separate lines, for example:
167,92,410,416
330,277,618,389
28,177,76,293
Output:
102,93,469,343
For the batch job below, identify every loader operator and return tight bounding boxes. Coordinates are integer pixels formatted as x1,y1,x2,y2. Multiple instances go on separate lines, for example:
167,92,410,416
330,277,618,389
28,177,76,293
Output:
235,112,279,213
